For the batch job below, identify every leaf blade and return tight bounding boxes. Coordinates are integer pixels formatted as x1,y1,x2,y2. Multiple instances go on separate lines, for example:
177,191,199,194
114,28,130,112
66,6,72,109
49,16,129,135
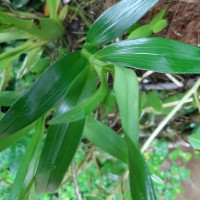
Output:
114,65,139,144
84,116,128,163
35,66,97,193
0,51,86,138
9,117,45,200
85,0,158,49
95,38,200,74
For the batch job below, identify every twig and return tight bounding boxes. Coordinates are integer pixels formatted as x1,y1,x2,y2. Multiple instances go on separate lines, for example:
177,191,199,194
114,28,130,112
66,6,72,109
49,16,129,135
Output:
194,91,200,113
141,78,200,152
71,159,83,200
165,74,183,87
140,78,196,90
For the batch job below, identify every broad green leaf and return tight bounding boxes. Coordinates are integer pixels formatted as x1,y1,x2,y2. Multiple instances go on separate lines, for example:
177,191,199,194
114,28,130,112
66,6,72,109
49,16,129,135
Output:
188,134,200,150
146,91,163,113
0,122,35,152
152,19,168,33
0,51,86,138
126,138,156,200
114,65,139,144
150,6,168,28
84,0,158,50
128,24,152,39
0,28,32,43
49,70,108,124
84,116,128,163
9,117,45,200
95,38,200,74
0,91,22,106
35,66,97,193
0,11,64,40
47,0,60,20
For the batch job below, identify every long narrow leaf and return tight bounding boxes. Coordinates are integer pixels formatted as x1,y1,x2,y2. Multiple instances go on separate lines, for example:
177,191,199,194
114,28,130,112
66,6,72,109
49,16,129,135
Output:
0,28,32,43
9,117,45,200
0,51,86,138
84,116,128,163
36,120,85,193
85,0,158,49
114,65,139,144
36,66,97,193
17,47,43,78
0,122,35,152
114,66,155,199
49,71,108,124
0,91,22,106
95,38,200,74
0,11,63,40
126,138,156,200
47,0,60,20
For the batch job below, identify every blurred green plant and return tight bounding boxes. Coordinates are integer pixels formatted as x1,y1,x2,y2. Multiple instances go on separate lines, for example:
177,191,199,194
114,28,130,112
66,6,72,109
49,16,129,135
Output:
145,140,191,200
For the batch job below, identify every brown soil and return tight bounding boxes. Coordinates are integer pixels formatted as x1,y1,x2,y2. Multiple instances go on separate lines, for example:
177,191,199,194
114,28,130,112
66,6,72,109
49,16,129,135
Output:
143,0,200,46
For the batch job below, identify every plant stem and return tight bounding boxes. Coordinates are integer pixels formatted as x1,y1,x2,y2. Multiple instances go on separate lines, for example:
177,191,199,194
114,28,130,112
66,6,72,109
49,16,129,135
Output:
71,160,82,200
194,91,200,113
141,77,200,152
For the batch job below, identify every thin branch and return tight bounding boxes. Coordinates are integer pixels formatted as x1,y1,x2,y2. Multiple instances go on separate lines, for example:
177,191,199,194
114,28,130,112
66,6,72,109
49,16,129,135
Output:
194,91,200,113
71,159,83,200
141,78,200,152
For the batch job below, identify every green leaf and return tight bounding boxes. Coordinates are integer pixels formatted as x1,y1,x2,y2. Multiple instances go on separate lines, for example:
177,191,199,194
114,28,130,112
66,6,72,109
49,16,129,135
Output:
9,117,45,200
35,66,97,193
95,38,200,74
0,51,86,138
113,65,139,144
188,134,200,150
84,0,158,50
59,5,68,21
0,11,63,40
0,28,32,43
30,58,49,73
102,90,116,114
0,122,35,152
128,24,152,39
36,119,85,194
47,0,60,21
152,19,168,33
126,138,156,200
113,65,155,199
146,91,163,113
49,68,108,124
17,47,43,78
150,6,168,28
84,116,128,163
0,91,22,106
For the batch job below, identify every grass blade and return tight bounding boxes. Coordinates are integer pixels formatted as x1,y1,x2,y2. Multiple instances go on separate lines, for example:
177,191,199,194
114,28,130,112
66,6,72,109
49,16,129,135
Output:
9,117,45,200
